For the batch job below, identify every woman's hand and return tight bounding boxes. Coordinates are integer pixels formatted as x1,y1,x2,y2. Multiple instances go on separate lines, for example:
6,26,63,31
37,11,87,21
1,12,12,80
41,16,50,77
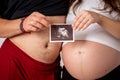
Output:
22,12,51,32
72,10,101,31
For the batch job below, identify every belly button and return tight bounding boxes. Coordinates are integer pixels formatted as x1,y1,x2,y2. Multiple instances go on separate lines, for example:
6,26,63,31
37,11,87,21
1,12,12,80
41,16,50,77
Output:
45,42,49,48
45,44,48,48
78,51,82,54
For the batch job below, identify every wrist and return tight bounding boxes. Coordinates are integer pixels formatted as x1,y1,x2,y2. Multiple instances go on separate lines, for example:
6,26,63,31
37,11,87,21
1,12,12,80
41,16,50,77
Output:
20,17,27,33
97,14,104,25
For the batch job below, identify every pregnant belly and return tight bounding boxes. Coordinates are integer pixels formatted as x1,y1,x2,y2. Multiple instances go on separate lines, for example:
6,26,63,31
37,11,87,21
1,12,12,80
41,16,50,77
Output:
62,40,120,80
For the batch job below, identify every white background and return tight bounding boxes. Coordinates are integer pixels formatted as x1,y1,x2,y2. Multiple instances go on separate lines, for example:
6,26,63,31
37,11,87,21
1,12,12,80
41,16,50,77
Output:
0,38,5,47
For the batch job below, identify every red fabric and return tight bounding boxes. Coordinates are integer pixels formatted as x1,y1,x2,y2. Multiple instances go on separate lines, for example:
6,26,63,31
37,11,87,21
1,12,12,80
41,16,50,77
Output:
0,39,61,80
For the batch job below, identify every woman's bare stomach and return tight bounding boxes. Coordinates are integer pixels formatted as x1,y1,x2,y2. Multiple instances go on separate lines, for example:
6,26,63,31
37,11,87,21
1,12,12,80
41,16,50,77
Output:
10,16,65,64
62,40,120,80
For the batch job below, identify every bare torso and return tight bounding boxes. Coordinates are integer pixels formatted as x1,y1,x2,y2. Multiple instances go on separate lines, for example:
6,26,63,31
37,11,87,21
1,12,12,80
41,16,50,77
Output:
10,16,65,64
62,40,120,80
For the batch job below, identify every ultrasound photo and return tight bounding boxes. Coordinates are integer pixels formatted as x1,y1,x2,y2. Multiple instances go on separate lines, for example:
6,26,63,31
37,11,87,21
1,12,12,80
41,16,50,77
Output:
50,24,74,42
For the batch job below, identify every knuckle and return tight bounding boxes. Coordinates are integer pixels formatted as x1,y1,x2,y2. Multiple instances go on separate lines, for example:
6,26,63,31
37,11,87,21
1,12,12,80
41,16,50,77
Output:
33,12,38,15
